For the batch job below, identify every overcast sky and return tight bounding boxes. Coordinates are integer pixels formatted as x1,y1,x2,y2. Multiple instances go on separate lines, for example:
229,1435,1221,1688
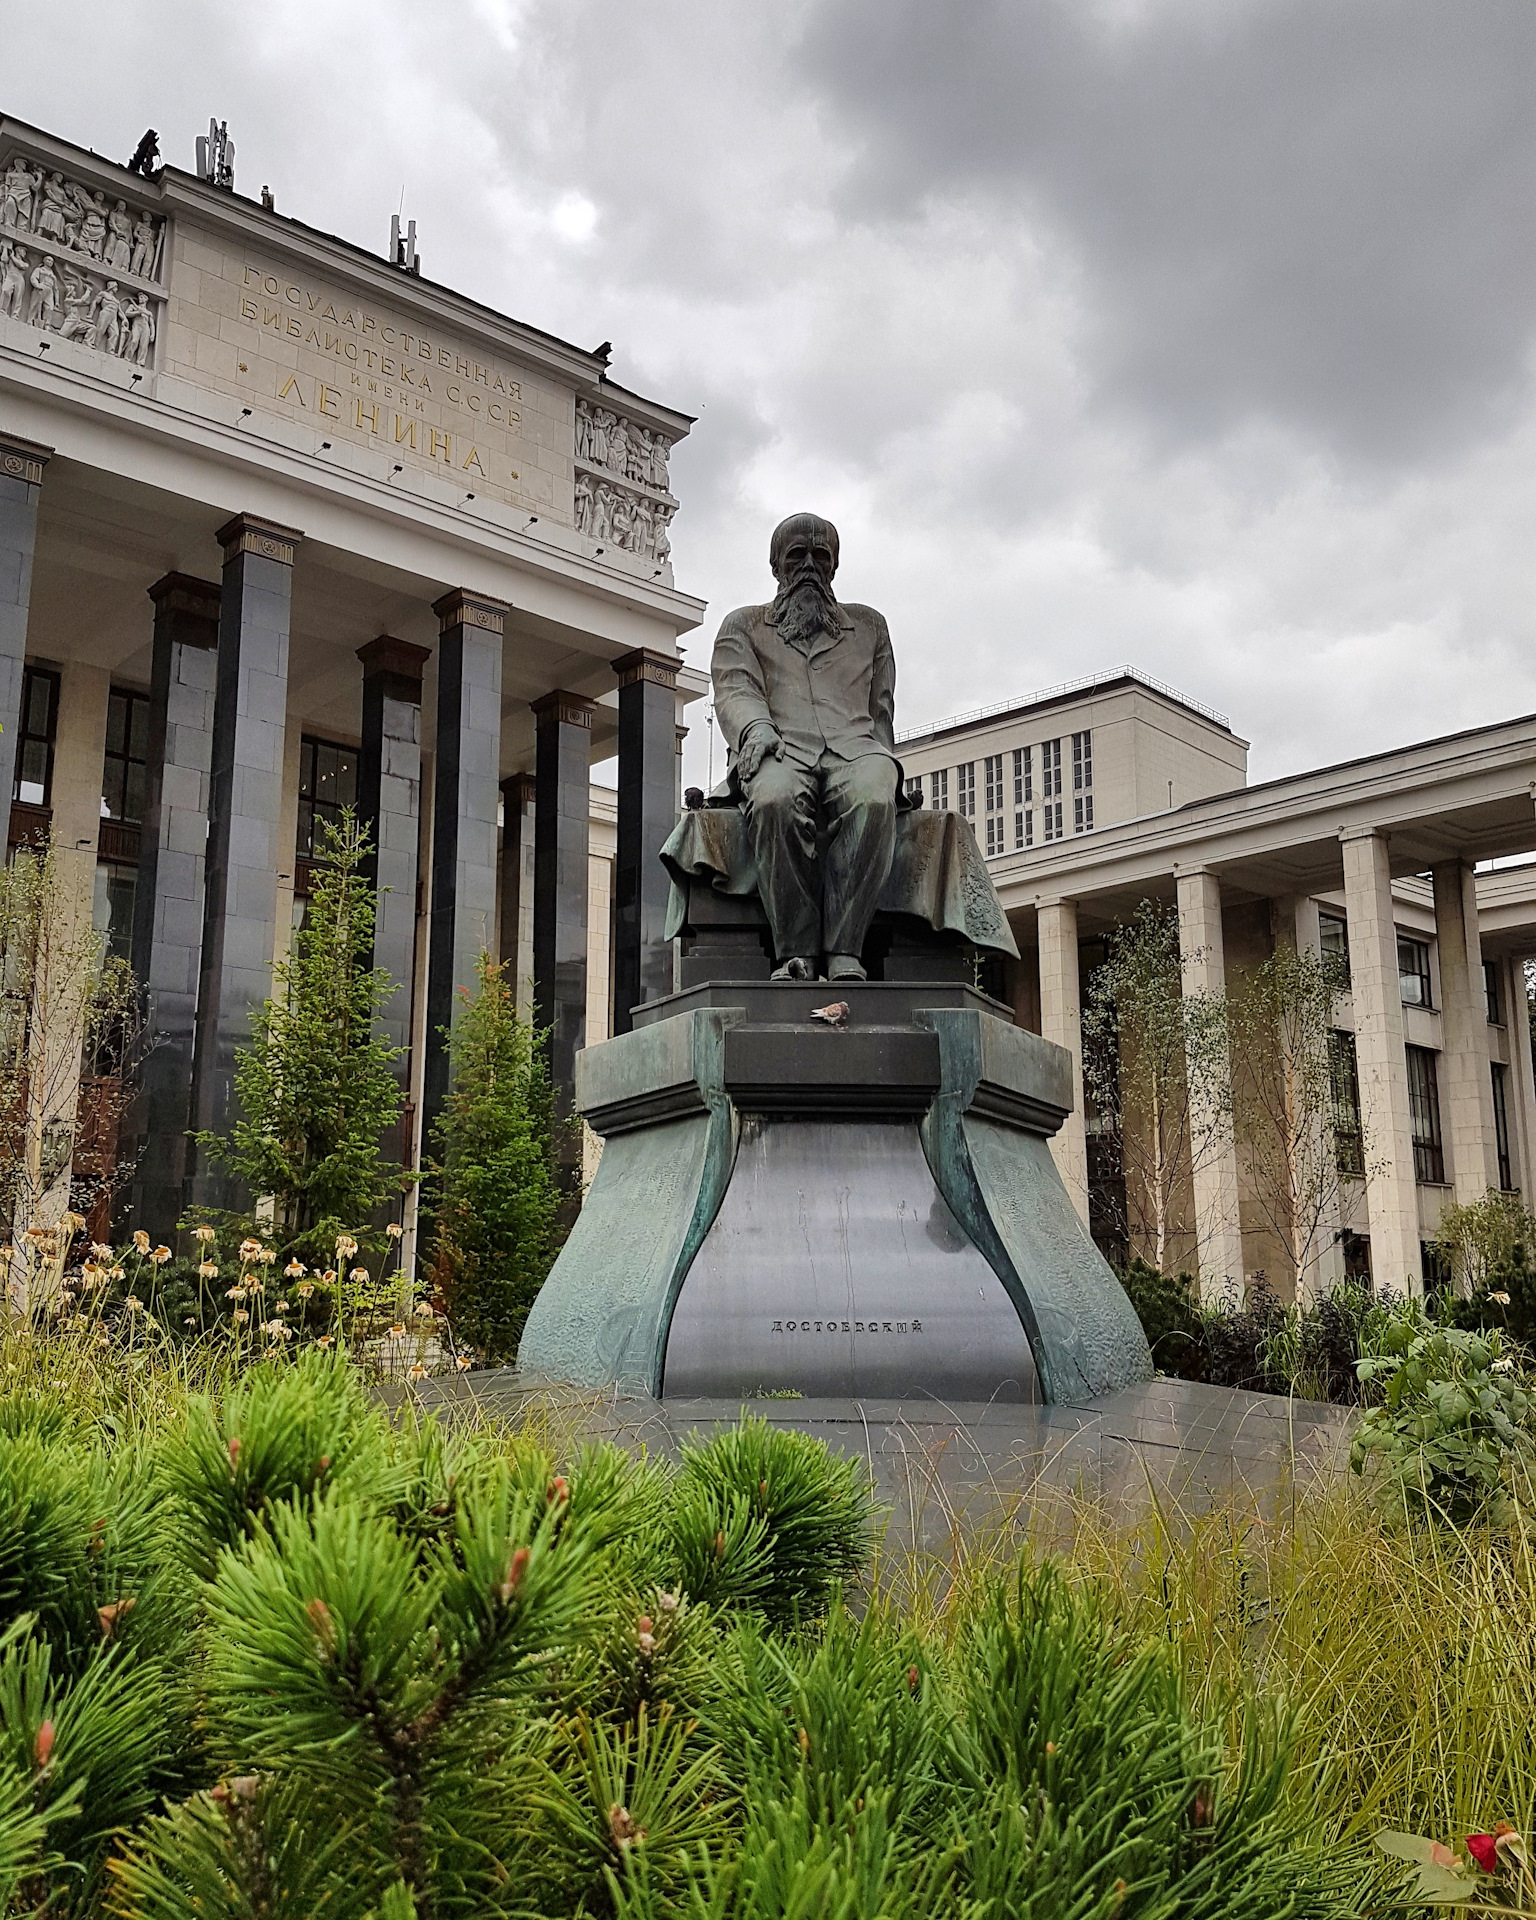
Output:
11,0,1536,790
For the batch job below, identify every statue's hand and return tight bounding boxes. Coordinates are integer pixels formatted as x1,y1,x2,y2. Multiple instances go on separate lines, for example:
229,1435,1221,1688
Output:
737,725,783,782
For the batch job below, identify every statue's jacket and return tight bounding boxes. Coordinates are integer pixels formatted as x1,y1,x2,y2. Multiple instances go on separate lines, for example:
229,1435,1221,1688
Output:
710,600,900,779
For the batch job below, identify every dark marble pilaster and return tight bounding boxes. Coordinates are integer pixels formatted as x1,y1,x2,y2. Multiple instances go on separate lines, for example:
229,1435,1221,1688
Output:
612,649,680,1035
422,590,506,1146
356,636,430,1070
187,516,302,1212
128,573,221,1240
499,772,536,1013
0,437,51,813
532,689,594,1172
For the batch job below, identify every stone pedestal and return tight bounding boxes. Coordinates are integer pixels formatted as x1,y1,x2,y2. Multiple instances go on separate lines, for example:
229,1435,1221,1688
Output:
518,982,1152,1403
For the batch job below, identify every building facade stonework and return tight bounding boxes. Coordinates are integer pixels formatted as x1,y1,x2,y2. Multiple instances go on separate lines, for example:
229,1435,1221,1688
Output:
0,111,707,1259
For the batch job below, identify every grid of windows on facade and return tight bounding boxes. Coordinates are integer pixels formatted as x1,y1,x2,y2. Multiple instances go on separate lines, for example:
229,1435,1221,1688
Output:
956,761,976,820
1485,960,1502,1025
1071,729,1094,834
12,667,58,807
1398,935,1433,1009
101,688,150,823
1492,1062,1515,1192
1319,910,1350,982
1328,1029,1364,1177
1405,1044,1445,1184
1041,738,1063,841
297,736,359,859
929,768,948,811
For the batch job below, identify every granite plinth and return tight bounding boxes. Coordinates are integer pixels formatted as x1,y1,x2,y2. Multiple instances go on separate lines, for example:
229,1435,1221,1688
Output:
517,983,1153,1404
385,1373,1353,1551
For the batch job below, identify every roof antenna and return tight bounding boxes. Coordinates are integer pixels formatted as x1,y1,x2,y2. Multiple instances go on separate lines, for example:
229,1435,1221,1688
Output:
390,209,420,276
195,119,235,190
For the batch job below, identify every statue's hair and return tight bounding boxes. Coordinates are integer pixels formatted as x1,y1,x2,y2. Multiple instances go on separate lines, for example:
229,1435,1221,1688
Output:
769,513,839,578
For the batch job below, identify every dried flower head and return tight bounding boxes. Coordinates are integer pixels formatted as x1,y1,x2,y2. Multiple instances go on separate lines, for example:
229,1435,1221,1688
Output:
408,1363,426,1379
1491,1291,1512,1306
258,1247,277,1265
414,1301,434,1318
455,1356,472,1371
263,1321,292,1342
316,1335,335,1349
91,1241,113,1261
388,1323,406,1340
224,1286,246,1302
284,1259,306,1278
123,1296,143,1312
296,1282,314,1300
335,1234,358,1260
321,1269,337,1285
349,1266,369,1283
239,1238,262,1261
195,1225,217,1243
199,1262,219,1280
132,1230,151,1255
151,1245,172,1265
109,1267,124,1282
232,1309,249,1325
386,1222,404,1239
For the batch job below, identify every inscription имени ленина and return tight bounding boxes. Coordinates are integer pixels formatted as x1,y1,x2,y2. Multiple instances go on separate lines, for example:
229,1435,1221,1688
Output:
768,1320,925,1336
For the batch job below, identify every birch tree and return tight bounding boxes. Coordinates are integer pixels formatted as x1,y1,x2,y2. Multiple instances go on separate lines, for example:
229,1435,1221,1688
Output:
1081,900,1231,1275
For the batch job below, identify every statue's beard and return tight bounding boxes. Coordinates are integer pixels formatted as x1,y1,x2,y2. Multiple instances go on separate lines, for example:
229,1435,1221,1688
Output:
773,573,838,649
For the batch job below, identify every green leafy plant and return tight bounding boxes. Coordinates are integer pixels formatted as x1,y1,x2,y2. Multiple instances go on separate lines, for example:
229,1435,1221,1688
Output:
424,956,562,1363
1352,1321,1536,1525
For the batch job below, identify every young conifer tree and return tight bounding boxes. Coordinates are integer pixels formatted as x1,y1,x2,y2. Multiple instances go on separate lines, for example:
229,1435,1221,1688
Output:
194,810,405,1257
425,955,561,1361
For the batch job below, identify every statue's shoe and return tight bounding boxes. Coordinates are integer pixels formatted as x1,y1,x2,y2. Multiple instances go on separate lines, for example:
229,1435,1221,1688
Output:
827,954,868,982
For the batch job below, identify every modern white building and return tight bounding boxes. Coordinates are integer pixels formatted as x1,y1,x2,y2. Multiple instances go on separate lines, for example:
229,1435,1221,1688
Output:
897,668,1536,1299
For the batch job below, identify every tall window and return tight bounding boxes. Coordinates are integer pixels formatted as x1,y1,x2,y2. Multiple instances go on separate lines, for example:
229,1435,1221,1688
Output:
1398,935,1433,1009
1485,959,1502,1025
1041,738,1062,799
1492,1063,1514,1191
1329,1030,1364,1177
297,736,358,859
1072,729,1092,790
1319,910,1350,984
1074,792,1095,834
1014,745,1031,805
13,666,59,807
92,864,136,963
1015,806,1032,850
986,815,1004,856
1043,800,1063,842
1405,1045,1445,1184
101,687,150,823
929,768,948,811
956,762,976,819
984,754,1003,816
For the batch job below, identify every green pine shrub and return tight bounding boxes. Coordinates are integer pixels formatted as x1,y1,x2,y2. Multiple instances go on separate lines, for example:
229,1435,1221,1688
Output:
424,956,563,1364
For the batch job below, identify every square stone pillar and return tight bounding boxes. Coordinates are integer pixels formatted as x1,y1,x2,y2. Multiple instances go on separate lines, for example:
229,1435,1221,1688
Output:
1499,953,1536,1197
1037,896,1088,1222
356,636,430,1070
1176,867,1245,1297
612,648,681,1034
532,689,595,1175
422,590,506,1146
1340,827,1421,1294
130,574,220,1240
0,436,51,812
187,516,302,1212
1432,859,1498,1202
499,772,536,1018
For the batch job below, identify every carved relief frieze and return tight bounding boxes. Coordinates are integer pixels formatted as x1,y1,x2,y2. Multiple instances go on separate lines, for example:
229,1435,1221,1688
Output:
573,396,676,561
0,152,165,370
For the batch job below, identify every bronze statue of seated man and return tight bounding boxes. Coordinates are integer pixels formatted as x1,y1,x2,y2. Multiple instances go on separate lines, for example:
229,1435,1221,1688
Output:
711,512,912,982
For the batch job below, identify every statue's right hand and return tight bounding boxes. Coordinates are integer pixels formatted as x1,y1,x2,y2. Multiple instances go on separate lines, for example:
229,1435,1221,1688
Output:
737,726,783,782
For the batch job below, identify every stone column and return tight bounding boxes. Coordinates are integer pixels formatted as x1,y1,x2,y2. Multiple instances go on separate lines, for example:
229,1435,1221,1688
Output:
130,574,220,1239
1286,894,1345,1296
1175,868,1245,1297
187,516,301,1212
1501,953,1536,1197
1340,827,1421,1294
533,689,594,1177
1432,859,1498,1202
0,437,50,814
1037,897,1088,1221
612,648,680,1034
357,637,430,1070
422,591,506,1145
499,772,537,1018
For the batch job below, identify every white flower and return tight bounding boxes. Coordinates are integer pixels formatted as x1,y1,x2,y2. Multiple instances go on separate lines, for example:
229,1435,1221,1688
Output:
408,1363,426,1380
262,1320,292,1342
231,1309,249,1325
387,1323,406,1340
316,1335,334,1350
349,1267,369,1284
199,1262,219,1280
296,1282,315,1300
455,1356,472,1372
284,1259,306,1278
335,1234,359,1261
194,1225,217,1243
386,1223,404,1241
1491,1291,1512,1306
151,1246,172,1265
239,1238,262,1261
225,1286,247,1302
1493,1357,1515,1373
258,1247,277,1266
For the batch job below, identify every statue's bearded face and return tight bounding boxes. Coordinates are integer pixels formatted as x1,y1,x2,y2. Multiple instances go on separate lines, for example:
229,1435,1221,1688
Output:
771,525,839,647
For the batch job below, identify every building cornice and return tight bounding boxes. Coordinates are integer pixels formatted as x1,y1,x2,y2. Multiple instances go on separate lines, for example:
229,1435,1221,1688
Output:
0,114,694,437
